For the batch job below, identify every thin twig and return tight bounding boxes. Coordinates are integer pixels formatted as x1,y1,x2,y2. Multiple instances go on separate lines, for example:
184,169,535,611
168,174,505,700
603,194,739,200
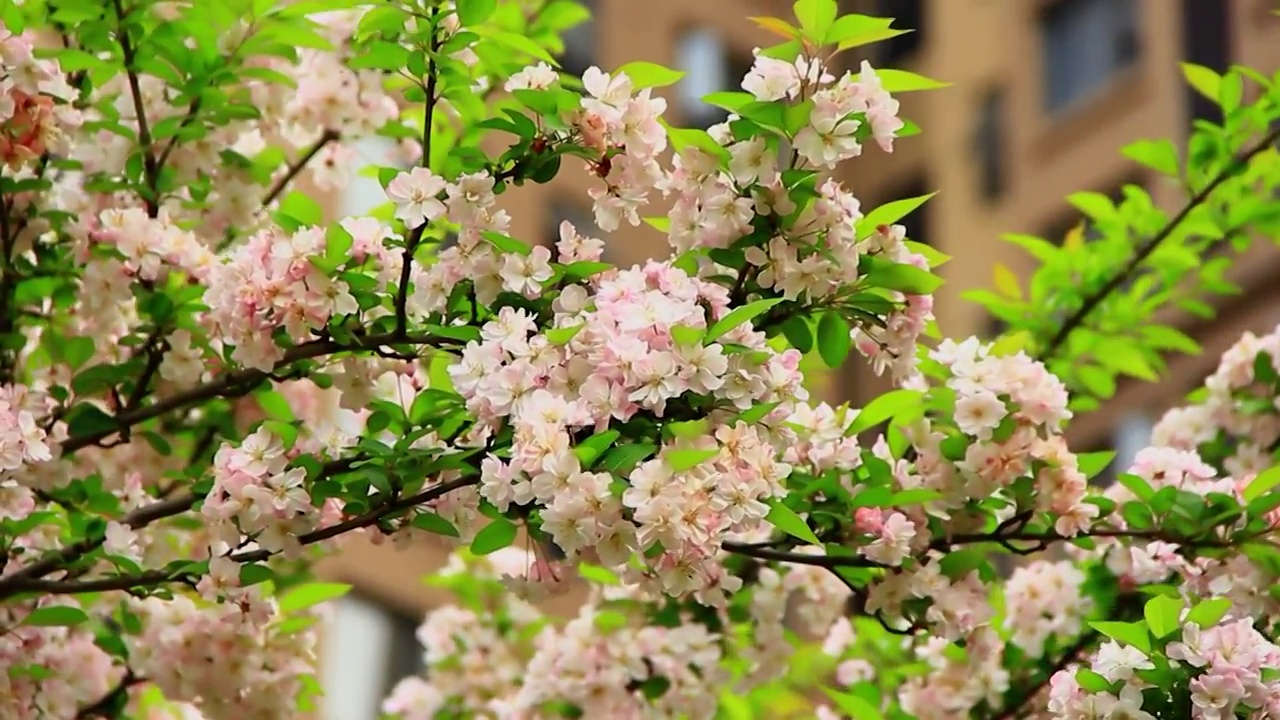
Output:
112,0,160,217
261,128,340,208
1041,125,1280,360
76,670,141,719
990,630,1099,720
59,330,458,454
395,9,441,338
5,476,479,596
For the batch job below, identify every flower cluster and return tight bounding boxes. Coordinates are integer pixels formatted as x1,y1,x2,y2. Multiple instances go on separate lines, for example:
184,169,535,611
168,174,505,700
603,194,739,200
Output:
201,427,318,556
577,67,669,231
0,29,79,169
0,382,56,485
128,595,320,720
204,227,357,370
1048,618,1280,720
384,549,727,720
0,601,116,720
452,259,808,601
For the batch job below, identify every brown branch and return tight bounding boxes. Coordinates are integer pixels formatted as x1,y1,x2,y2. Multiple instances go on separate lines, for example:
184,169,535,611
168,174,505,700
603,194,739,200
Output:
76,670,142,719
262,128,340,209
111,0,159,217
60,331,456,455
395,9,441,337
1041,125,1280,361
989,630,1099,720
5,475,479,596
0,493,199,596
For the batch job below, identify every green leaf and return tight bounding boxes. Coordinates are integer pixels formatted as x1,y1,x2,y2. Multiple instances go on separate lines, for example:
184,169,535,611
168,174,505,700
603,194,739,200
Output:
816,312,851,368
411,512,460,537
1089,621,1151,653
616,61,686,89
600,443,658,474
1185,598,1232,628
667,448,719,472
856,193,936,237
482,231,532,255
824,13,893,45
471,517,519,555
1118,473,1156,502
276,190,322,229
456,0,497,25
847,390,922,434
1143,595,1182,639
1181,62,1221,103
1243,466,1280,503
792,0,837,42
545,324,584,346
666,126,731,164
23,606,90,627
578,563,620,585
836,27,911,52
765,499,821,545
667,419,710,439
869,68,950,92
862,259,944,295
279,582,352,613
671,324,704,346
1122,139,1180,177
487,30,559,66
735,401,781,425
574,430,621,468
702,91,755,113
704,298,784,343
823,688,884,720
1077,451,1116,480
1075,669,1113,693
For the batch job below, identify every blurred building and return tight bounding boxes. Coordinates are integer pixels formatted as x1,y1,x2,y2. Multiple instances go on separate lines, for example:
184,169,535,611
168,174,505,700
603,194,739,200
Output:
314,1,1280,717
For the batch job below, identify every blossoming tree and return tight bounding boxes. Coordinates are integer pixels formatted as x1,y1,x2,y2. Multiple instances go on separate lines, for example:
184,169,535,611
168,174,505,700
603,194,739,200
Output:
3,0,1280,717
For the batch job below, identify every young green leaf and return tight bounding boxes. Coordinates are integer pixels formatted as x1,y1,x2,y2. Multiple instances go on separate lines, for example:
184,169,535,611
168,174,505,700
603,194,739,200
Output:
471,517,519,555
792,0,838,43
823,688,884,720
616,61,686,89
1143,595,1182,639
1090,621,1151,653
278,582,353,613
666,448,720,472
765,499,821,545
411,512,461,538
23,606,90,627
856,193,936,237
847,389,923,435
1077,451,1117,480
817,312,851,368
705,298,785,343
456,0,497,25
1243,466,1280,503
1185,598,1232,628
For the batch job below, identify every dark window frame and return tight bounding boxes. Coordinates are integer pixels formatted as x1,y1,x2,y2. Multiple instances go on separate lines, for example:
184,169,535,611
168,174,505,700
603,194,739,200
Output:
1040,0,1140,114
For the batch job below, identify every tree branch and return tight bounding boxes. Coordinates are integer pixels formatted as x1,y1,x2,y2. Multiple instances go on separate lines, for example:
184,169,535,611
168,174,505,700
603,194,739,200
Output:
111,0,159,217
262,128,340,209
1041,125,1280,360
988,630,1099,720
395,10,441,338
4,475,479,596
60,330,457,455
76,670,141,719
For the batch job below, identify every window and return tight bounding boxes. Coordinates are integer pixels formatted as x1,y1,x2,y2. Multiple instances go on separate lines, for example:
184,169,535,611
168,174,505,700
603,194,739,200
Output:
872,0,924,65
1089,413,1154,487
1181,0,1232,124
321,594,425,720
1041,0,1138,113
341,135,402,218
546,199,600,246
676,29,754,129
973,88,1006,201
560,0,596,79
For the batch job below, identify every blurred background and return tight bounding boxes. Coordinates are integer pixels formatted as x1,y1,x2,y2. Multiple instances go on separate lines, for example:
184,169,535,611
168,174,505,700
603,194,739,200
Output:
316,1,1280,717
